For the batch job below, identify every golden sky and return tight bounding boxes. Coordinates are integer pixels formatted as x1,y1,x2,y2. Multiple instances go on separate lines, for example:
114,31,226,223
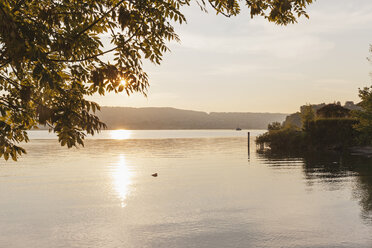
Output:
90,0,372,113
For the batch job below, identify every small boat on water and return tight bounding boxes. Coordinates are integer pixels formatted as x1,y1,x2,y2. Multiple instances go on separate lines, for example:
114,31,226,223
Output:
236,127,242,131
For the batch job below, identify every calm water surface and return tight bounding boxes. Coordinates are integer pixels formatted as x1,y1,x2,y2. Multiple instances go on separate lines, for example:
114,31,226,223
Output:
0,130,371,248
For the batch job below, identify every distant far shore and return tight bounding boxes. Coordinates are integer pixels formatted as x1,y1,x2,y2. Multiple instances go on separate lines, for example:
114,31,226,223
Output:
95,106,287,130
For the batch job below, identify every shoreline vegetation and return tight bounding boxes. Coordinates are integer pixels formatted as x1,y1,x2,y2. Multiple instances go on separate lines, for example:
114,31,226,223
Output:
256,95,372,156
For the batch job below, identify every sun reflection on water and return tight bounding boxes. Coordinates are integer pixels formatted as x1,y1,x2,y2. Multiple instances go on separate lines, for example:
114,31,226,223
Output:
110,130,132,140
111,154,133,207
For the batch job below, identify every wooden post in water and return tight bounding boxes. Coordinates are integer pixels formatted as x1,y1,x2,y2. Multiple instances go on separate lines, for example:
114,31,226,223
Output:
247,131,250,159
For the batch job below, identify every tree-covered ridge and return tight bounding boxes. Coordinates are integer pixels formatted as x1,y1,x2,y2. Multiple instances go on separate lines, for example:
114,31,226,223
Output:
0,0,314,160
96,106,287,129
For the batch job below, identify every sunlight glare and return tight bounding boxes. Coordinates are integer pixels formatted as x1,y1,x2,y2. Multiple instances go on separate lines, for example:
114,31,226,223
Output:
110,130,132,140
111,154,133,208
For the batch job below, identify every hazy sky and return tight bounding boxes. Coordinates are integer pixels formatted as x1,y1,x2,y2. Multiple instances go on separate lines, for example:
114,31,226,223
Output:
90,0,372,113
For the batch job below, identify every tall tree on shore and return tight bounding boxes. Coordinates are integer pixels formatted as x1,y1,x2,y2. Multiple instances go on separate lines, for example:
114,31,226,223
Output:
301,104,315,131
353,86,372,144
0,0,313,160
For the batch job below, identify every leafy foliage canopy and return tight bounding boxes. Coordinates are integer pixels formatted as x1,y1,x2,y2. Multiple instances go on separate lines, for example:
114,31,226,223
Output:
0,0,313,160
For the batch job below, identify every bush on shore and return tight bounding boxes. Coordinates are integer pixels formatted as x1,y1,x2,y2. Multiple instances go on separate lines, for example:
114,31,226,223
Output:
256,118,359,152
256,125,305,152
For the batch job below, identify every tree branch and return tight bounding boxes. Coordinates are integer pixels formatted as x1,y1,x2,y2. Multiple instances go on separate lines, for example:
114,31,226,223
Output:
49,25,141,63
74,0,126,38
0,74,21,89
208,1,232,17
49,46,119,62
0,59,10,69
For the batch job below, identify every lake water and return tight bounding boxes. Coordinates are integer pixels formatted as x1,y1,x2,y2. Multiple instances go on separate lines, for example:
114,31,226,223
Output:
0,130,371,248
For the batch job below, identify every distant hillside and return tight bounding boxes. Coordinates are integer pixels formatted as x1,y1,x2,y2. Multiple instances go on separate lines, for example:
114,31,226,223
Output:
97,107,287,130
